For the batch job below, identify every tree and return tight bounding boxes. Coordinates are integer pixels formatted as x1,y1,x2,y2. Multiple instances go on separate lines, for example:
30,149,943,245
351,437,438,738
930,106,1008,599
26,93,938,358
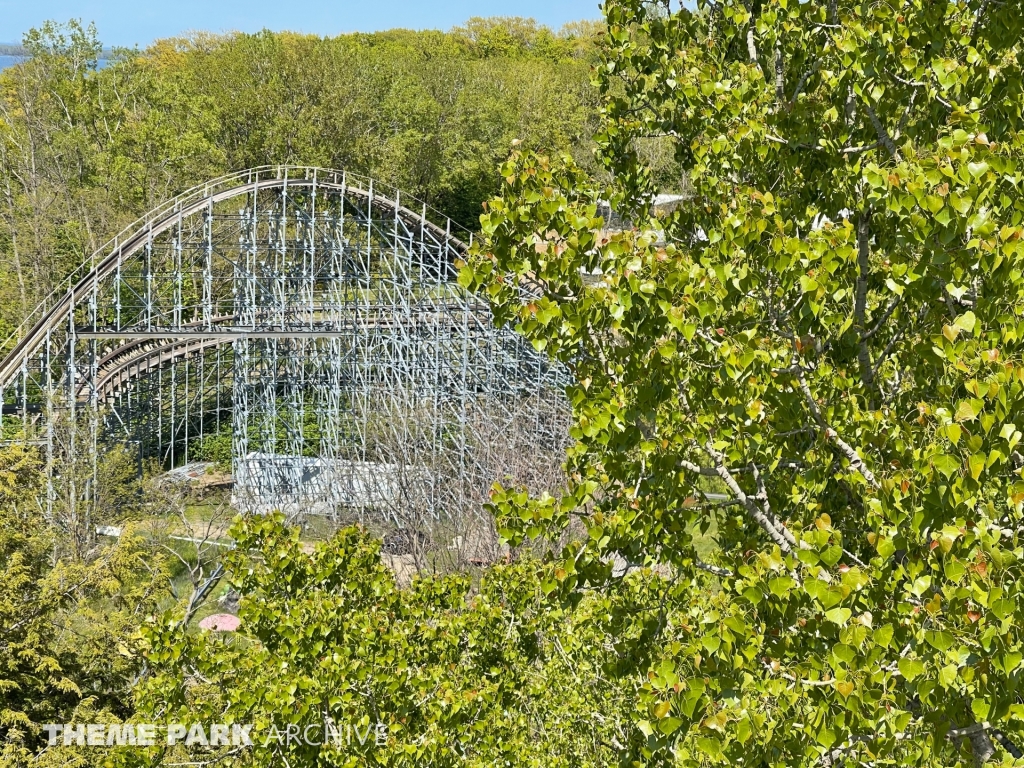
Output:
461,0,1024,764
0,18,601,345
0,445,170,767
129,512,653,768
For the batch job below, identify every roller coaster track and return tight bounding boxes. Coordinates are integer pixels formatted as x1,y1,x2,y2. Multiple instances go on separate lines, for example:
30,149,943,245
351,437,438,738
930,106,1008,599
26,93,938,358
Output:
0,166,568,521
0,166,468,390
84,306,500,404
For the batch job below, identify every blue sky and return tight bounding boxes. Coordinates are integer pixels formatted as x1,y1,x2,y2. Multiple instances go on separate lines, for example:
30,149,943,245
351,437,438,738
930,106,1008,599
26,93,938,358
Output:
0,0,603,48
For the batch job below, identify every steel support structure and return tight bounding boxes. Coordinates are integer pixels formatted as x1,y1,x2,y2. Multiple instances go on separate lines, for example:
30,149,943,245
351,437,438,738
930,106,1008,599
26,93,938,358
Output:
0,166,569,525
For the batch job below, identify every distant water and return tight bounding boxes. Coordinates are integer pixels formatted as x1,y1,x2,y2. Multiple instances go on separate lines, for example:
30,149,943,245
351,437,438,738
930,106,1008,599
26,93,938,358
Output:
0,55,112,71
0,55,27,70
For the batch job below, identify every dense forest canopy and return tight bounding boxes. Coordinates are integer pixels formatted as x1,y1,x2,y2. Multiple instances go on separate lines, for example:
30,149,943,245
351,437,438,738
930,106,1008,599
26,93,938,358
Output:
464,0,1024,763
0,17,603,346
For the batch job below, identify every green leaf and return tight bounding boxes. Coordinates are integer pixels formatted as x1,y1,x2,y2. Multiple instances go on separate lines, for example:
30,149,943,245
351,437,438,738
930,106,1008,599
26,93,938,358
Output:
873,624,894,648
991,598,1014,620
911,575,932,597
825,607,852,625
877,537,896,558
972,699,992,722
816,726,837,749
659,717,684,735
736,717,752,743
933,454,960,478
999,652,1023,674
804,578,829,605
797,548,820,567
955,400,981,422
742,586,763,605
954,311,977,333
800,275,820,293
925,630,955,651
820,545,843,567
946,424,962,445
832,643,857,665
898,657,926,681
769,576,796,598
969,453,986,480
938,663,958,688
967,161,990,179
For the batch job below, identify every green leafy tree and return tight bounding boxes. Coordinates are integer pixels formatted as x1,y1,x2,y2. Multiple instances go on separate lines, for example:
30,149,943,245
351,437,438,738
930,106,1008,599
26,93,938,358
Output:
461,0,1024,764
0,445,169,767
128,513,710,767
0,18,601,345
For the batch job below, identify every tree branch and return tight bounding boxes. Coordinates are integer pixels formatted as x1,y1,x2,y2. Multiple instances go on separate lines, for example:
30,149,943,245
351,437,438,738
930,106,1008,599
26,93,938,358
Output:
704,441,796,553
865,103,901,160
841,141,881,154
854,211,878,404
955,721,997,766
678,458,728,476
896,88,919,138
948,722,992,740
182,562,225,626
696,560,734,577
873,303,930,381
774,39,785,102
992,729,1024,760
790,362,881,491
789,59,820,108
970,0,991,40
679,459,802,476
863,296,901,340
